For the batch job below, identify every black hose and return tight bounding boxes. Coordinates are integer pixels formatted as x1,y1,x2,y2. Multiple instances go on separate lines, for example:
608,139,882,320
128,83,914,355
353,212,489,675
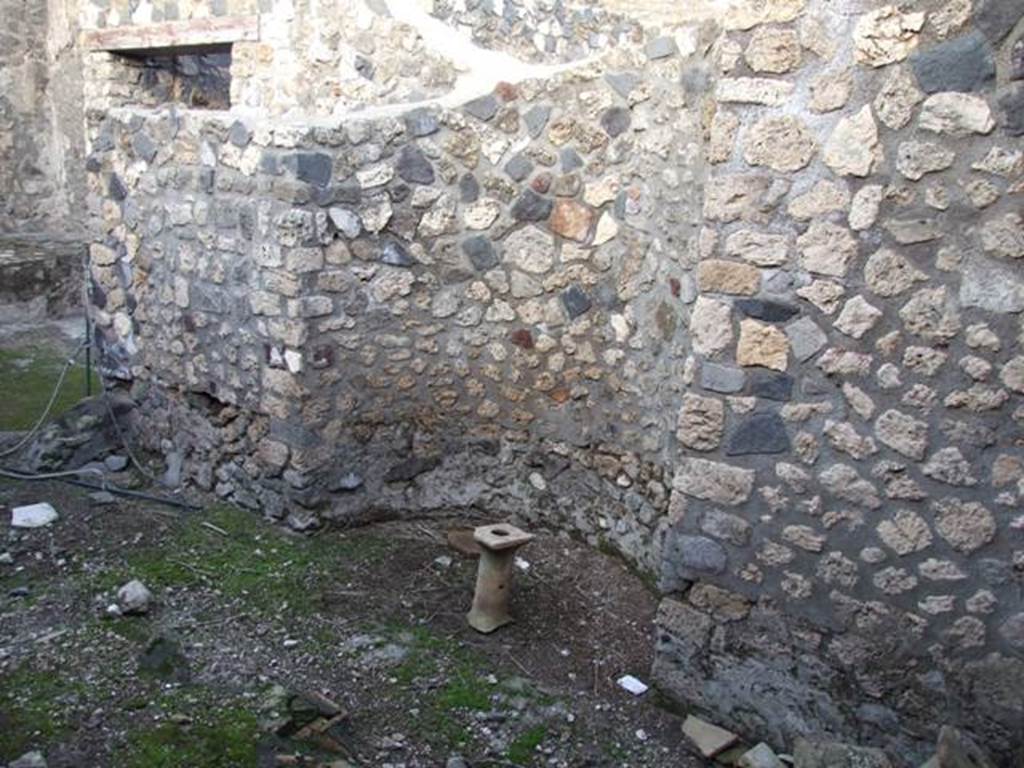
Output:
0,465,201,511
64,478,202,511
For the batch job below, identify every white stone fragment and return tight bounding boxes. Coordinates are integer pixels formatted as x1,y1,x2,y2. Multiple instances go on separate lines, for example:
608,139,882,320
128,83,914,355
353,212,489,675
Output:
617,675,649,695
823,106,879,177
919,93,995,137
854,6,925,67
117,579,154,614
11,503,59,528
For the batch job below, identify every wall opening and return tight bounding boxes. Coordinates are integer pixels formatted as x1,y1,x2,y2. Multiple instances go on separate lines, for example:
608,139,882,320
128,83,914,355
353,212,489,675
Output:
116,45,232,109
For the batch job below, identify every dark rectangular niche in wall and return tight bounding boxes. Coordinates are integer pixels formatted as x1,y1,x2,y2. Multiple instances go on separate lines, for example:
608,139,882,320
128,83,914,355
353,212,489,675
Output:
120,45,232,109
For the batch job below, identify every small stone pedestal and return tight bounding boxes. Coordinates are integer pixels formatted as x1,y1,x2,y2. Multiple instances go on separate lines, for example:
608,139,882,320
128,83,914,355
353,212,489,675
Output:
466,523,534,634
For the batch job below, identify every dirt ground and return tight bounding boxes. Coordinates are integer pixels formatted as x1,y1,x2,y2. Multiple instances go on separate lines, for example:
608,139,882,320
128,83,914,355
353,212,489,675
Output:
0,476,710,768
0,319,714,767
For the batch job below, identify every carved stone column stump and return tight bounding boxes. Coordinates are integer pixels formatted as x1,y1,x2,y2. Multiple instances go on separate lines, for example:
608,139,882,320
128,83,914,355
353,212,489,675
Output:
466,523,534,634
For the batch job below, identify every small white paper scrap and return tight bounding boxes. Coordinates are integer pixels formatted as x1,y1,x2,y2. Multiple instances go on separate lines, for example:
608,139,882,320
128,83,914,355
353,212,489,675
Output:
617,674,649,695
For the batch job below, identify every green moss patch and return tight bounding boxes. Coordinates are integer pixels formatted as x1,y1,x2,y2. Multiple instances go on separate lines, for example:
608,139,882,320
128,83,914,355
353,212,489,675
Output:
0,346,99,431
115,691,262,768
87,507,395,622
506,724,548,765
87,505,396,618
0,664,87,760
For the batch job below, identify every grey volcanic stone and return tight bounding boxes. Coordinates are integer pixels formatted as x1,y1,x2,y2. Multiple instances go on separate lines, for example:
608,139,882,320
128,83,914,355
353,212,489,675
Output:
700,509,752,546
561,286,592,319
9,752,47,768
785,317,828,361
330,472,364,492
738,744,784,768
104,454,128,471
645,36,678,60
1001,612,1024,648
295,152,333,187
396,144,435,185
228,120,252,147
978,558,1012,586
384,455,441,482
259,153,278,175
560,148,583,172
736,298,800,322
667,534,728,574
354,54,373,79
462,236,499,271
747,371,793,401
935,726,998,768
998,85,1024,136
726,412,790,455
1012,37,1024,81
793,738,892,768
910,33,995,93
701,362,746,394
328,207,362,239
960,254,1024,312
606,72,641,99
132,132,158,163
404,107,440,137
856,704,899,731
314,182,357,207
523,105,551,138
974,0,1023,44
511,189,553,221
380,239,416,267
459,173,480,203
505,154,533,182
464,94,499,121
600,106,632,137
109,174,127,201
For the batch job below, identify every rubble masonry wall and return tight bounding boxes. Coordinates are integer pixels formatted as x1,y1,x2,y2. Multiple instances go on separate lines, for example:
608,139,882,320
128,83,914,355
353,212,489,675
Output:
78,0,1024,765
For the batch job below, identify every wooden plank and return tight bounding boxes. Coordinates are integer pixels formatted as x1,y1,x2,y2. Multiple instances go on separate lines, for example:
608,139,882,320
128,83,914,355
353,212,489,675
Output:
81,16,259,52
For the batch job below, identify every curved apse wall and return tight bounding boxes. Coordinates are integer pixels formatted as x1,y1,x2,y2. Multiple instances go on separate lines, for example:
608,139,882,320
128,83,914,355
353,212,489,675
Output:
82,0,1024,765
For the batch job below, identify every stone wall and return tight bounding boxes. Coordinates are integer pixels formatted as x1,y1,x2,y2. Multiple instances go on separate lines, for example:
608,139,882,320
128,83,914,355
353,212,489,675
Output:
84,15,707,568
0,0,86,234
80,0,473,116
79,0,1024,765
0,235,85,320
653,1,1024,764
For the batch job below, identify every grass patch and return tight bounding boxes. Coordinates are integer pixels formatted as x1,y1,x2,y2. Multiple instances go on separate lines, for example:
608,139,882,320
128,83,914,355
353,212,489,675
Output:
116,694,261,768
0,346,99,431
506,724,548,765
435,672,492,712
87,505,396,617
383,623,561,759
603,740,630,763
0,664,86,761
104,616,154,645
384,625,493,752
390,626,451,685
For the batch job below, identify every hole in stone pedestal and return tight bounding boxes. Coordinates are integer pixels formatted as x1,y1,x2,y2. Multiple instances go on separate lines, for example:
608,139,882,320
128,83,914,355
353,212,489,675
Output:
491,527,510,536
